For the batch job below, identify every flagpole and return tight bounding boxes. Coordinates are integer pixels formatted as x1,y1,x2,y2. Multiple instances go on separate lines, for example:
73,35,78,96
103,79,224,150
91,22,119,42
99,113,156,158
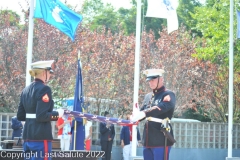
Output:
74,120,77,150
72,51,81,151
132,0,141,157
227,0,234,158
25,0,35,86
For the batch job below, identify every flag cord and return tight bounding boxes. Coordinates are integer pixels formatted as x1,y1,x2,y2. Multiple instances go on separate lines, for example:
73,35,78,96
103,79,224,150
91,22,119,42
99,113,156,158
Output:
141,0,146,35
138,0,146,66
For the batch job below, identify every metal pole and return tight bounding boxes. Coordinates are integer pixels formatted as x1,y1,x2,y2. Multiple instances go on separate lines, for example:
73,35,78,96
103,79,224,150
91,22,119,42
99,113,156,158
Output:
227,0,234,158
25,0,34,86
164,121,168,160
132,0,142,157
74,120,77,150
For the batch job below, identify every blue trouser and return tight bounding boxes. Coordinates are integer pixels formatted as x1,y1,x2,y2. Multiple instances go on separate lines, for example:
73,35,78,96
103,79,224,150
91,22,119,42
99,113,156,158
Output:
23,141,52,160
143,147,171,160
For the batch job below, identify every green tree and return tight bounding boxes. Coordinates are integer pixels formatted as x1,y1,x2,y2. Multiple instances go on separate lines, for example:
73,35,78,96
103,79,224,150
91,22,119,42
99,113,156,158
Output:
0,10,26,112
2,4,239,123
177,0,203,34
118,0,204,38
81,0,105,24
0,10,20,27
190,0,240,67
90,4,120,33
188,0,240,122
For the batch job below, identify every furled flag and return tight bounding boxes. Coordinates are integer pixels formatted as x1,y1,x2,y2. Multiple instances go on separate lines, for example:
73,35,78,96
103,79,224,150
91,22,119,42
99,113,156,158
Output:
34,0,83,41
237,11,240,38
70,52,85,150
146,0,179,34
64,110,138,126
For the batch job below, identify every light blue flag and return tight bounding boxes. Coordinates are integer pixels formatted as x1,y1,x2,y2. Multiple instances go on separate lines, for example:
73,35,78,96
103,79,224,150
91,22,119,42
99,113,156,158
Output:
34,0,83,41
237,11,240,38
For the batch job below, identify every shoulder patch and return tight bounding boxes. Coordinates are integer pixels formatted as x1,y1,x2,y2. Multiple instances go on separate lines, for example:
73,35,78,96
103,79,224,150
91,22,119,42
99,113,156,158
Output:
42,94,49,102
163,95,171,102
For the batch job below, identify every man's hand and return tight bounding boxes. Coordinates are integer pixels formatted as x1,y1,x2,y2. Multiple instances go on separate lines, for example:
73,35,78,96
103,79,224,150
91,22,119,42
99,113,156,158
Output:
137,141,142,147
106,123,111,128
121,141,124,148
146,106,161,112
131,111,146,122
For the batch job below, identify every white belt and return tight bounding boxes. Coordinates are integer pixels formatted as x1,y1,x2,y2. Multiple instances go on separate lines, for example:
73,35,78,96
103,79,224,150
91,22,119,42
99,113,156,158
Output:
146,117,170,125
146,117,163,123
146,117,171,130
26,113,36,118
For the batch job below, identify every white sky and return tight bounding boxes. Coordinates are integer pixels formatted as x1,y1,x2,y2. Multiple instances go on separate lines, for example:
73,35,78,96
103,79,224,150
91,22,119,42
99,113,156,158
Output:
0,0,206,23
0,0,132,11
0,0,132,22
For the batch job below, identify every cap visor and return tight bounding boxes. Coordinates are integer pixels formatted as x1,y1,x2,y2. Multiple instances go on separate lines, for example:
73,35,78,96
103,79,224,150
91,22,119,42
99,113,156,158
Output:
146,76,159,82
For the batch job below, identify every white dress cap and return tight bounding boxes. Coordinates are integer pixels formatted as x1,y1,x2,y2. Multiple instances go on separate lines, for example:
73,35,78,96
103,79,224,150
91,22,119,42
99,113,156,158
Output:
143,69,165,81
31,60,54,69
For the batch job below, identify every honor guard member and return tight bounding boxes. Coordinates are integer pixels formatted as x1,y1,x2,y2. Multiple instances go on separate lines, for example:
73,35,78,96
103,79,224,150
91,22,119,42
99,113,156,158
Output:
132,69,176,160
17,60,64,160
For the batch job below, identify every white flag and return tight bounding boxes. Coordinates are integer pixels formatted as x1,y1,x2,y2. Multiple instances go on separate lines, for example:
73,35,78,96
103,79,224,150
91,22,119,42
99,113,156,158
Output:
146,0,179,33
167,10,178,34
146,0,169,18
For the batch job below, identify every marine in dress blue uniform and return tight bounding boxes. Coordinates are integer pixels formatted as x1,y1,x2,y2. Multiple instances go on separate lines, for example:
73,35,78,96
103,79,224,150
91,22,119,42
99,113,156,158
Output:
132,69,176,160
17,60,63,160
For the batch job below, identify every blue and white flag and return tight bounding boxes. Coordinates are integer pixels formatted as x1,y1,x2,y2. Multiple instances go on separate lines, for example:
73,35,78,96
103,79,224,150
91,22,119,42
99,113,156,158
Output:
34,0,83,41
146,0,178,34
237,11,240,38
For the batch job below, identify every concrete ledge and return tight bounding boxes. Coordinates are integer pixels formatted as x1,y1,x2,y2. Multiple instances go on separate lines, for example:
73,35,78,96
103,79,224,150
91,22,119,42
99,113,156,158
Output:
130,156,143,160
226,158,240,160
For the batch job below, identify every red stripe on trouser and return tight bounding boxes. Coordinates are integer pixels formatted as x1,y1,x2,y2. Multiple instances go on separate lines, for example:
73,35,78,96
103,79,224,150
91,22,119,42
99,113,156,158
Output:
44,140,48,160
85,139,91,151
166,146,169,160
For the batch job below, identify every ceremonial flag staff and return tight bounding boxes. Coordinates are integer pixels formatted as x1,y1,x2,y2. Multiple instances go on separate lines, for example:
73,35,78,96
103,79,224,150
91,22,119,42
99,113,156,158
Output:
227,0,234,158
131,0,142,156
71,50,85,150
73,51,81,150
25,0,35,86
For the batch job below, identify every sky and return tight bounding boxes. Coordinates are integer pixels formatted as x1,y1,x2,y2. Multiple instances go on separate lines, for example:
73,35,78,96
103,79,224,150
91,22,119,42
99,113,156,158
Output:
0,0,206,23
0,0,132,22
0,0,132,12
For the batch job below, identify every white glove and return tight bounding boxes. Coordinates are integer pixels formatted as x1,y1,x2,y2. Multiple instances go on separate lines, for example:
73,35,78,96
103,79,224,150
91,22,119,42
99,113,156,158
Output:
131,111,146,122
57,108,64,118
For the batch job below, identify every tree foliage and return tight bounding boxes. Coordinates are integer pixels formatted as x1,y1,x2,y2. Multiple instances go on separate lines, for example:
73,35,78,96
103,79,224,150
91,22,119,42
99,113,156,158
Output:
0,9,222,121
81,0,204,39
177,0,203,35
1,0,240,123
187,0,240,122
